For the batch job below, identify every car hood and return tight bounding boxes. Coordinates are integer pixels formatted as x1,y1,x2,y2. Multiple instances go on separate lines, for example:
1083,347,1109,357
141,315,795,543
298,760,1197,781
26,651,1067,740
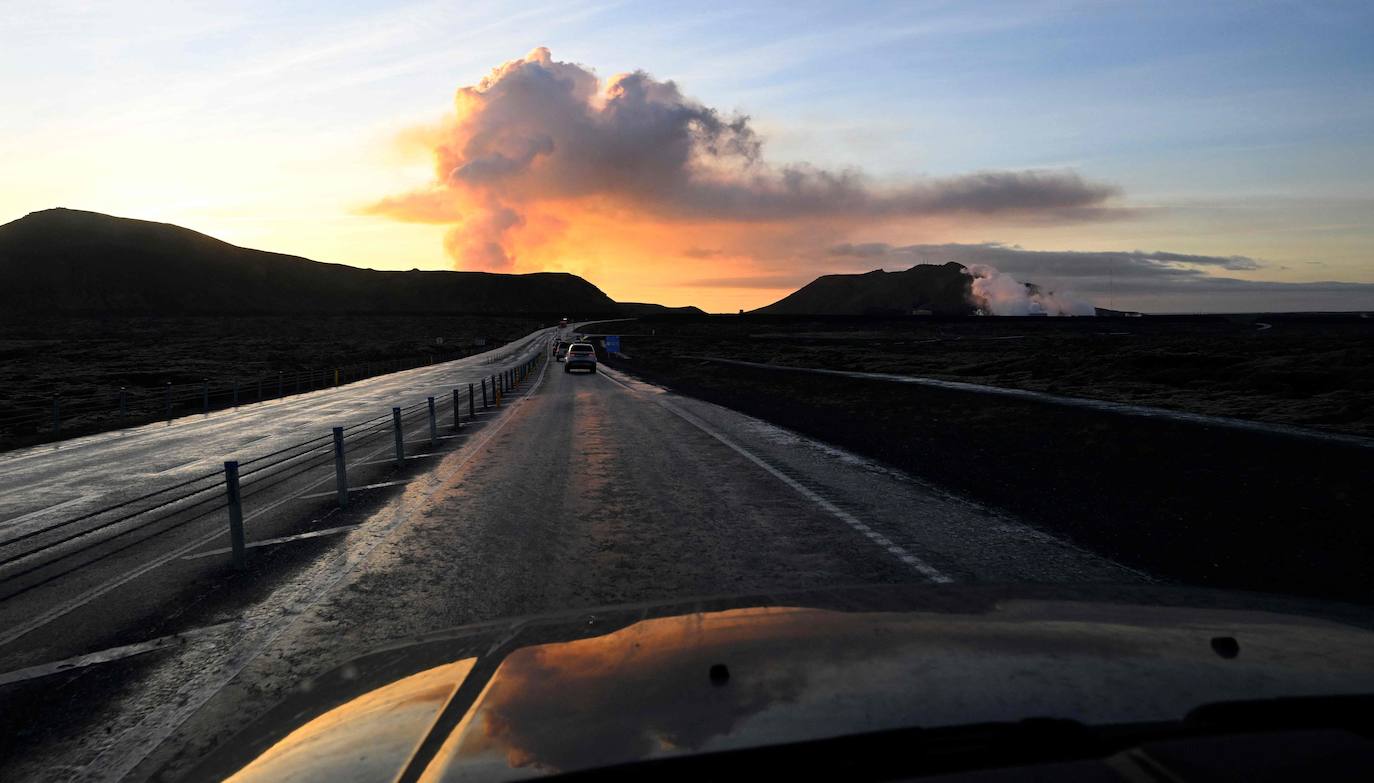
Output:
191,584,1374,782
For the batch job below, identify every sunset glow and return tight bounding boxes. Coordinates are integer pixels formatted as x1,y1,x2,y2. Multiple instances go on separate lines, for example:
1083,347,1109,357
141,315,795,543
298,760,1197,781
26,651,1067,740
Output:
4,1,1372,312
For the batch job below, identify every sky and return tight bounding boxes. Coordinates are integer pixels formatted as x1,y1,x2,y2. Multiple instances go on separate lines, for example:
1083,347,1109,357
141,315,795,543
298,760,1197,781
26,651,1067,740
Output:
2,0,1372,313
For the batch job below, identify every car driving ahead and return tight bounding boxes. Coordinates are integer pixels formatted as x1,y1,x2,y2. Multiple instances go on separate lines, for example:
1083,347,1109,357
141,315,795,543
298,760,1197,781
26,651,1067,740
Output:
564,342,597,373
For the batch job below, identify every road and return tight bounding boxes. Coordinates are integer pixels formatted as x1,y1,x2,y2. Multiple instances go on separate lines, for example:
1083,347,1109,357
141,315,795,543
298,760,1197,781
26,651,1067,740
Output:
0,328,552,641
0,328,551,526
0,340,1146,781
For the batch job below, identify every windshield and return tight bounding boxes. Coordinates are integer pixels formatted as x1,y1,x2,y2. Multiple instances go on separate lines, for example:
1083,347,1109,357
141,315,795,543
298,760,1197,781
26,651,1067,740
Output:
1,3,1371,781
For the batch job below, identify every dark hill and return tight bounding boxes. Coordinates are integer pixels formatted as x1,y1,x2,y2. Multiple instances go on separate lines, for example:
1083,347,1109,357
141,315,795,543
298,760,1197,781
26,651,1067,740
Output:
0,208,623,315
616,302,707,316
756,262,972,315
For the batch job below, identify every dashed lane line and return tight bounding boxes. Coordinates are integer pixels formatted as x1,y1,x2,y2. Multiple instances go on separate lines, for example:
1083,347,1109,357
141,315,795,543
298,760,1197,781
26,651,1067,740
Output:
180,525,363,561
298,480,411,500
596,368,953,584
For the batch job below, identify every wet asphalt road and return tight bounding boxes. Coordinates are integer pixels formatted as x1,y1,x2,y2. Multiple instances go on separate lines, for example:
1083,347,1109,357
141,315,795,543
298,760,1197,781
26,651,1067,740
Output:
0,328,551,528
1,338,1145,781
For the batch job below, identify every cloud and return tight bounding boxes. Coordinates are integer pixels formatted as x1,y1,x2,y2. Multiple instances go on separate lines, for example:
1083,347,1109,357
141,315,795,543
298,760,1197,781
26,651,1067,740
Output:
828,242,1268,275
832,242,1374,312
682,246,725,258
364,47,1124,271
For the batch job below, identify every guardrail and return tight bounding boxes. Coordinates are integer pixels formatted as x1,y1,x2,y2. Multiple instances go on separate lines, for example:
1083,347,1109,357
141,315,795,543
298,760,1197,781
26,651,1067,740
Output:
0,346,507,446
0,350,547,602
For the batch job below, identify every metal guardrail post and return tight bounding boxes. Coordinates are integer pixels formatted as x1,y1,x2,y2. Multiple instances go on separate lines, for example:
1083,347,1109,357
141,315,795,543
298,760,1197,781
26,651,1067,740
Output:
119,387,127,418
224,460,247,570
482,378,488,408
52,397,60,435
452,388,461,429
427,397,438,447
332,427,348,508
469,383,475,419
392,407,405,467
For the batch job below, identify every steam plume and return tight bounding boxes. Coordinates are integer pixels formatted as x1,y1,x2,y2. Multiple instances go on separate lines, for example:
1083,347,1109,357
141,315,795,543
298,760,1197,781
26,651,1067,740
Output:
965,264,1095,316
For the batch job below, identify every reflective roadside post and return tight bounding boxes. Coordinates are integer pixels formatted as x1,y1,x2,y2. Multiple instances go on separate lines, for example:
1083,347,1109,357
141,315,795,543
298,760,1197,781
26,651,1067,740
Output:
452,388,462,429
392,407,405,468
469,383,475,419
332,427,348,508
119,387,127,419
427,396,438,447
482,378,489,408
224,460,247,571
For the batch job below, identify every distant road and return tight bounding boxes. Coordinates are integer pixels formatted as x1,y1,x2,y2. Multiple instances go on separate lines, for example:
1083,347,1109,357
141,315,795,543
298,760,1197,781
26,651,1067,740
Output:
0,328,552,530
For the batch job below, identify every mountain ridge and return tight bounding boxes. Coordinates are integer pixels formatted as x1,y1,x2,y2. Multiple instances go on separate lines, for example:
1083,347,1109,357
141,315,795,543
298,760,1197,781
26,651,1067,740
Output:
755,262,975,316
0,208,631,316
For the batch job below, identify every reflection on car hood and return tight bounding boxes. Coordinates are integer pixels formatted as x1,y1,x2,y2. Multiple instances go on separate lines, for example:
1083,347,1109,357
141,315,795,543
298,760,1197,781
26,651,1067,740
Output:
195,584,1374,782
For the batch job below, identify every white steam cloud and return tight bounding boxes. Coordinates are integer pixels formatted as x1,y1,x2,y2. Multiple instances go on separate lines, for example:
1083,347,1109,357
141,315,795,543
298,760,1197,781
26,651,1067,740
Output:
965,264,1096,316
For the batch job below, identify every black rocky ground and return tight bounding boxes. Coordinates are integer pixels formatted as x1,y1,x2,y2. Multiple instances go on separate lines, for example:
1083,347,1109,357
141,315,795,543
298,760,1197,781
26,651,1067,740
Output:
602,313,1374,606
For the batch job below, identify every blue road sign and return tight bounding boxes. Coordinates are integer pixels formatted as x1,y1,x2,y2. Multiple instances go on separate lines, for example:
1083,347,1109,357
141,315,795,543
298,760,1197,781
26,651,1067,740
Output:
605,335,620,354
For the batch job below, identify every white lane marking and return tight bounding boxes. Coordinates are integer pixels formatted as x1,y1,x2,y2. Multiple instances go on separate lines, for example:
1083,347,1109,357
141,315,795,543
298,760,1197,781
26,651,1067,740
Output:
145,454,222,477
181,525,362,560
0,622,238,688
402,434,465,445
355,453,440,467
80,354,555,782
0,494,94,528
297,480,411,500
597,369,952,584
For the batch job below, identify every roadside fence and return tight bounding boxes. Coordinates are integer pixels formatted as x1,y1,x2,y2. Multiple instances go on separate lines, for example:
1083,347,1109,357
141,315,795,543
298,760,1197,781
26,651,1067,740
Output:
0,350,546,601
0,347,503,445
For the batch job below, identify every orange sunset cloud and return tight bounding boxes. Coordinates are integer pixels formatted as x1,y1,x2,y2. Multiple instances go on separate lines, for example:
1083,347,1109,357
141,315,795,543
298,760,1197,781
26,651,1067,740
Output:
365,47,1125,308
